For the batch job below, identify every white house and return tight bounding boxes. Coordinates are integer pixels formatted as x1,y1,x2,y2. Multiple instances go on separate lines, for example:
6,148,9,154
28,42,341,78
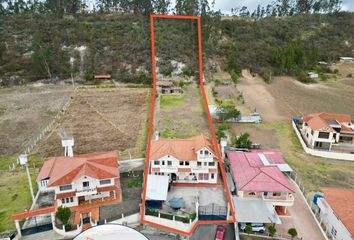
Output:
37,151,122,207
308,72,319,78
339,57,353,63
317,188,354,240
302,112,354,151
149,134,218,184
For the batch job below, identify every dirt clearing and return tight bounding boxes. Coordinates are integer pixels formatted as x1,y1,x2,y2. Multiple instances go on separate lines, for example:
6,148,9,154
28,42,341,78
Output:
36,88,149,159
0,86,73,156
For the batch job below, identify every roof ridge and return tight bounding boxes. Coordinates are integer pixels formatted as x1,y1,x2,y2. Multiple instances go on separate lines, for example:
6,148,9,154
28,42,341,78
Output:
260,168,294,192
238,169,262,190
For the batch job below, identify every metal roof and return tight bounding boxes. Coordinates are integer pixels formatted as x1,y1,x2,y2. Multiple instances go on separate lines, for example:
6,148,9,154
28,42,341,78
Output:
146,174,169,201
233,197,281,224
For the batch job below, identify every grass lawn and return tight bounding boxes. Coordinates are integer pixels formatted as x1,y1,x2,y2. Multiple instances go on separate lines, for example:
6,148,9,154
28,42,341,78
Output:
0,167,38,232
160,95,185,112
259,121,354,191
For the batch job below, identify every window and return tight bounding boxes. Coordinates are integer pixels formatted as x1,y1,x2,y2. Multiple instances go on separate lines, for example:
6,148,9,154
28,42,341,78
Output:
162,161,165,166
197,162,202,167
70,197,73,202
200,150,203,154
264,192,268,197
185,161,189,166
249,192,256,196
311,130,314,135
154,161,160,165
100,179,111,185
167,161,172,166
318,132,330,139
204,162,207,166
272,192,281,196
211,173,214,179
198,173,209,180
331,227,337,238
180,161,184,166
208,162,215,166
59,184,72,191
204,150,209,155
83,181,90,188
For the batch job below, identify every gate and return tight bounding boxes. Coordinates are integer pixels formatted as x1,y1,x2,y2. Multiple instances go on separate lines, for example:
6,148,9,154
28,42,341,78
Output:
21,223,53,236
198,203,227,220
83,216,91,224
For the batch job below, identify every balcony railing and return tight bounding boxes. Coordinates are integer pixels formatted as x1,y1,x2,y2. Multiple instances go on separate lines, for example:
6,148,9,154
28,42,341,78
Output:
76,187,97,197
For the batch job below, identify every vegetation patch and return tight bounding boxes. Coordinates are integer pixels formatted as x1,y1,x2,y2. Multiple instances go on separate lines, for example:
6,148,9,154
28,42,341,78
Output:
160,95,185,111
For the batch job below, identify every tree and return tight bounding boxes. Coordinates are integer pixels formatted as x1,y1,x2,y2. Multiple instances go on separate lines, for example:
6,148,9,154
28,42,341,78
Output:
85,65,94,81
268,225,277,236
216,123,229,140
245,224,252,234
153,0,171,14
56,206,71,226
218,101,240,122
232,133,252,149
288,228,298,239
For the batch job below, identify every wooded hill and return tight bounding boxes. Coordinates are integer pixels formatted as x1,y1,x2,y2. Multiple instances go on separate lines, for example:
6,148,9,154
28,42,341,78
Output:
0,10,353,86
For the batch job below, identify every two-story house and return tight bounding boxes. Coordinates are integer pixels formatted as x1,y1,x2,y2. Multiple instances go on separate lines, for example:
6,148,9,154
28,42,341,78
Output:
37,151,121,207
317,188,354,240
227,151,295,214
149,134,218,184
302,112,354,151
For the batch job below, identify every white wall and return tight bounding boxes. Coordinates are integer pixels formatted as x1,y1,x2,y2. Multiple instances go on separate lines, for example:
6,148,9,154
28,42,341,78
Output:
293,121,354,161
317,198,353,240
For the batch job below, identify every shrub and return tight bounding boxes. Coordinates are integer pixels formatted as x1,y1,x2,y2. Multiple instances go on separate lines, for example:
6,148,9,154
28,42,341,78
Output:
229,69,240,83
245,224,252,234
288,228,298,239
85,65,94,81
347,73,353,78
268,225,277,236
232,132,252,149
55,206,71,226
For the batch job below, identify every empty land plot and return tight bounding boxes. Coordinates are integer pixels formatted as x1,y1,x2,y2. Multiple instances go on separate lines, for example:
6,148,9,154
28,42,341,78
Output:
0,87,73,156
36,88,149,159
157,84,210,138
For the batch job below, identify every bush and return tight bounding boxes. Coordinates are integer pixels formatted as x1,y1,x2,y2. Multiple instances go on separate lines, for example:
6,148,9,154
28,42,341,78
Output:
55,206,71,226
145,208,158,217
232,132,252,149
85,65,94,81
347,73,353,78
268,225,277,236
288,228,298,239
229,69,240,83
245,224,252,234
182,66,194,77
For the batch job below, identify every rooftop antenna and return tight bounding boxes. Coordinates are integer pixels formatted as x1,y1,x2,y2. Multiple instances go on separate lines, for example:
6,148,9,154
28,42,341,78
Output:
57,128,74,157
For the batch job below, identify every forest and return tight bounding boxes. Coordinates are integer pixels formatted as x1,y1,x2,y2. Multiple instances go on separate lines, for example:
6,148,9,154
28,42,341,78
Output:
0,0,353,86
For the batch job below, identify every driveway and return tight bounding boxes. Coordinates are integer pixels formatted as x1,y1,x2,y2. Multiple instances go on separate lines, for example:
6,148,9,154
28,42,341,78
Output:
191,224,235,240
277,179,326,240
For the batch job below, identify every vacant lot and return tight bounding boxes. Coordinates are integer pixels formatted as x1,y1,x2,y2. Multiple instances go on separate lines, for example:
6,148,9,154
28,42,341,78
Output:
0,86,73,156
157,84,210,138
36,88,150,159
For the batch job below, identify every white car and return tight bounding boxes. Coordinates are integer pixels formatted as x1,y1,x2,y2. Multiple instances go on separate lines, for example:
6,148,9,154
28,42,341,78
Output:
239,223,265,233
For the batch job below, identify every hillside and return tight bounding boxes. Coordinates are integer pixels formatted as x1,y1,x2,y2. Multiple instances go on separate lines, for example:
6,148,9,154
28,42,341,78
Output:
0,12,353,86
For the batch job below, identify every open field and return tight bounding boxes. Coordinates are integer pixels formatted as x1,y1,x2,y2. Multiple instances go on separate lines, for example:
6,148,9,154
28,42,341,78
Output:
36,88,150,159
0,86,73,156
157,84,210,138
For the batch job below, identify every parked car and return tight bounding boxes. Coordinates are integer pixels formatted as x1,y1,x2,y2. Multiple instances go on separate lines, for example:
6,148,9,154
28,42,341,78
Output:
239,223,265,233
215,225,226,240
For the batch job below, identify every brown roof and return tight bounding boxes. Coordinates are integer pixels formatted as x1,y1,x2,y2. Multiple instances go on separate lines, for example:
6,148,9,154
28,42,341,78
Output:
150,135,215,161
321,188,354,236
37,151,119,187
303,112,353,132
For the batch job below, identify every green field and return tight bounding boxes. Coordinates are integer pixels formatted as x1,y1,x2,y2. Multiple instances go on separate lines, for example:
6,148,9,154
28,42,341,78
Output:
160,95,185,112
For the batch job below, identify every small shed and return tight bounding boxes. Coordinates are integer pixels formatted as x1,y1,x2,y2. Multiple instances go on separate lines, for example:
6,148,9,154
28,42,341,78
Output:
156,81,183,95
339,57,353,63
308,72,319,78
94,75,111,80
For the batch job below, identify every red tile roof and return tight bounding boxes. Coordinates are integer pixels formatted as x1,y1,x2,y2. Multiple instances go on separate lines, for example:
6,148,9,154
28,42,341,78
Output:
321,188,354,237
37,151,119,187
303,112,353,132
227,151,294,193
94,75,111,79
150,135,215,161
56,191,76,200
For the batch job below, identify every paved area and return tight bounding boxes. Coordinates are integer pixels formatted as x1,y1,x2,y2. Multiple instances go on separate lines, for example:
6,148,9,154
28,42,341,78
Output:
20,230,66,240
276,179,325,240
164,186,227,213
191,224,235,240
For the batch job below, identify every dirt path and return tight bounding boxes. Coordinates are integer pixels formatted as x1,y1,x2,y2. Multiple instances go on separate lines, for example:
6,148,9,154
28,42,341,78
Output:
237,70,286,122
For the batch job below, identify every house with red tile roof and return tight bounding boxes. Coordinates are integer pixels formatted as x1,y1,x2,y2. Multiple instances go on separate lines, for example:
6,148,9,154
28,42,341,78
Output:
301,112,354,151
149,134,218,184
227,151,295,213
317,188,354,240
37,151,121,207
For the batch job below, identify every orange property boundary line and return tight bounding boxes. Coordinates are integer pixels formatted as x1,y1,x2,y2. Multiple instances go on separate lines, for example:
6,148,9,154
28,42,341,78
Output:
141,14,236,236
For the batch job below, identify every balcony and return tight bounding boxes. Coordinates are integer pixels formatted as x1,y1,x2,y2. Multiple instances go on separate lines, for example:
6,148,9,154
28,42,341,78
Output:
76,187,97,197
262,193,294,206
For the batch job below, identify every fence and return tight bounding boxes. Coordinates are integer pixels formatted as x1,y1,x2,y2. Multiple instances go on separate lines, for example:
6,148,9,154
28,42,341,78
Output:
287,171,331,240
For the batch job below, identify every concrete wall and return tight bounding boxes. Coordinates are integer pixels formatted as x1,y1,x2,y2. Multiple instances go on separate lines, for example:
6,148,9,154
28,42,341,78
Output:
293,121,354,161
317,198,352,240
144,215,198,233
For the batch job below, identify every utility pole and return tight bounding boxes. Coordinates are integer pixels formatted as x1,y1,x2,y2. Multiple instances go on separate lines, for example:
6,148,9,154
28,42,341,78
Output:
19,154,35,202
